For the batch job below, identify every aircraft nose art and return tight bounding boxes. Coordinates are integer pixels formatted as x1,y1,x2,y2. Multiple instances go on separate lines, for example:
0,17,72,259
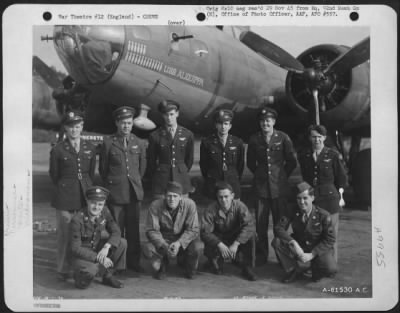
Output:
53,25,125,85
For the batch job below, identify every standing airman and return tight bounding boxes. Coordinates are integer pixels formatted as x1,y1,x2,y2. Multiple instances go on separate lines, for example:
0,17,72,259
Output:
99,106,147,272
200,109,244,199
147,100,194,198
297,125,347,262
49,110,96,281
247,107,297,263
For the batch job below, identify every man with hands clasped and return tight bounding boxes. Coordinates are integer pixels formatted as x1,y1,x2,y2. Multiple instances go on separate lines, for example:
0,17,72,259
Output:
143,181,202,280
272,182,337,283
201,182,257,281
69,186,126,289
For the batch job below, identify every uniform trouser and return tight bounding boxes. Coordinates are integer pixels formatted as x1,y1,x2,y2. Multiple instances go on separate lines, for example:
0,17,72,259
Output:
109,200,141,269
56,210,78,274
330,213,339,263
272,238,337,278
143,239,202,272
204,237,254,267
71,238,127,288
255,197,289,258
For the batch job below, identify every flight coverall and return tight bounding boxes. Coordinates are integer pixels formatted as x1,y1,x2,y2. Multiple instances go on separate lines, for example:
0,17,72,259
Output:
99,133,147,269
49,139,96,275
200,134,245,199
70,207,127,288
147,126,194,196
247,130,297,259
298,146,347,261
201,199,256,267
272,205,337,280
143,198,202,273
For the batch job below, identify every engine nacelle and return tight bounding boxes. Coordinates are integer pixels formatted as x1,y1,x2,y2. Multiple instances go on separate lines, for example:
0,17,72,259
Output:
286,44,370,130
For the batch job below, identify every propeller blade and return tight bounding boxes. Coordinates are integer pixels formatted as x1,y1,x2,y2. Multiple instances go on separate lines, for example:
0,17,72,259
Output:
324,37,370,75
239,31,305,73
312,89,320,125
33,56,63,89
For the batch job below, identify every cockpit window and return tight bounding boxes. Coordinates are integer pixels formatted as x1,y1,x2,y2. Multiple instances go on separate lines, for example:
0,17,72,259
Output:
53,25,124,84
130,26,151,41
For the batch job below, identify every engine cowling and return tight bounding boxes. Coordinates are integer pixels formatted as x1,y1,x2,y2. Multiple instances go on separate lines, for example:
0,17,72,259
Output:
286,44,370,130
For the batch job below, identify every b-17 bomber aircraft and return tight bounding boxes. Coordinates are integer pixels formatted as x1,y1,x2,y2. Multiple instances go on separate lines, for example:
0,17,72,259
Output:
35,25,371,204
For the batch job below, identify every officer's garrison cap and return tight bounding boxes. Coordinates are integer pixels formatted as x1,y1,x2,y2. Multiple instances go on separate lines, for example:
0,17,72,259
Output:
295,182,313,196
86,186,110,201
112,106,135,121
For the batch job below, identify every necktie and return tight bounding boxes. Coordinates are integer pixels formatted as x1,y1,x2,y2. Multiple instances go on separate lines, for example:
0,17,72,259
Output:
302,213,309,224
73,142,80,153
313,151,318,162
169,127,175,138
124,137,128,148
219,136,227,147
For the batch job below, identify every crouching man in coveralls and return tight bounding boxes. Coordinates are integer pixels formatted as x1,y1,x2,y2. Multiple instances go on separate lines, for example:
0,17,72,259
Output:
143,181,202,280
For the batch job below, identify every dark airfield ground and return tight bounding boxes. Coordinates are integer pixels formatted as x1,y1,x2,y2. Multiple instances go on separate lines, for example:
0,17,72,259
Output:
33,142,372,299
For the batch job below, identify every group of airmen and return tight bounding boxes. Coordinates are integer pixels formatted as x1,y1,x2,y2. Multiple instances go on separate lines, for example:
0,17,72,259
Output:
49,99,347,290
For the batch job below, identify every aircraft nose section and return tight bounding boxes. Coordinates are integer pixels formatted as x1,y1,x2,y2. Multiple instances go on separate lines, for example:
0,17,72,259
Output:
53,26,125,85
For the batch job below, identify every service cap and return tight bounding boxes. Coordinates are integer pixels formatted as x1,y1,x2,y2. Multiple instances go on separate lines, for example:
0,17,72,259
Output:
214,109,234,123
294,182,313,196
158,100,180,113
165,181,183,195
63,110,84,125
112,106,135,121
86,186,110,201
258,107,278,120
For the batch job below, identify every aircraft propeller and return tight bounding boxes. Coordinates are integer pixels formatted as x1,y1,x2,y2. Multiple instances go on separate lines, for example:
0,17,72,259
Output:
33,56,63,90
240,31,370,125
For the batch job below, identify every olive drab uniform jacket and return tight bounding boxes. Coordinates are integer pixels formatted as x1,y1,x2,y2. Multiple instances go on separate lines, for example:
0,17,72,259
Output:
49,139,96,210
201,200,256,247
298,147,347,214
70,207,121,262
274,205,335,257
99,133,147,203
200,134,244,198
147,126,194,195
247,130,297,199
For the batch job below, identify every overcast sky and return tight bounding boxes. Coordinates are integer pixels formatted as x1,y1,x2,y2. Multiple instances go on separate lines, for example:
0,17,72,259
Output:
33,25,369,74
